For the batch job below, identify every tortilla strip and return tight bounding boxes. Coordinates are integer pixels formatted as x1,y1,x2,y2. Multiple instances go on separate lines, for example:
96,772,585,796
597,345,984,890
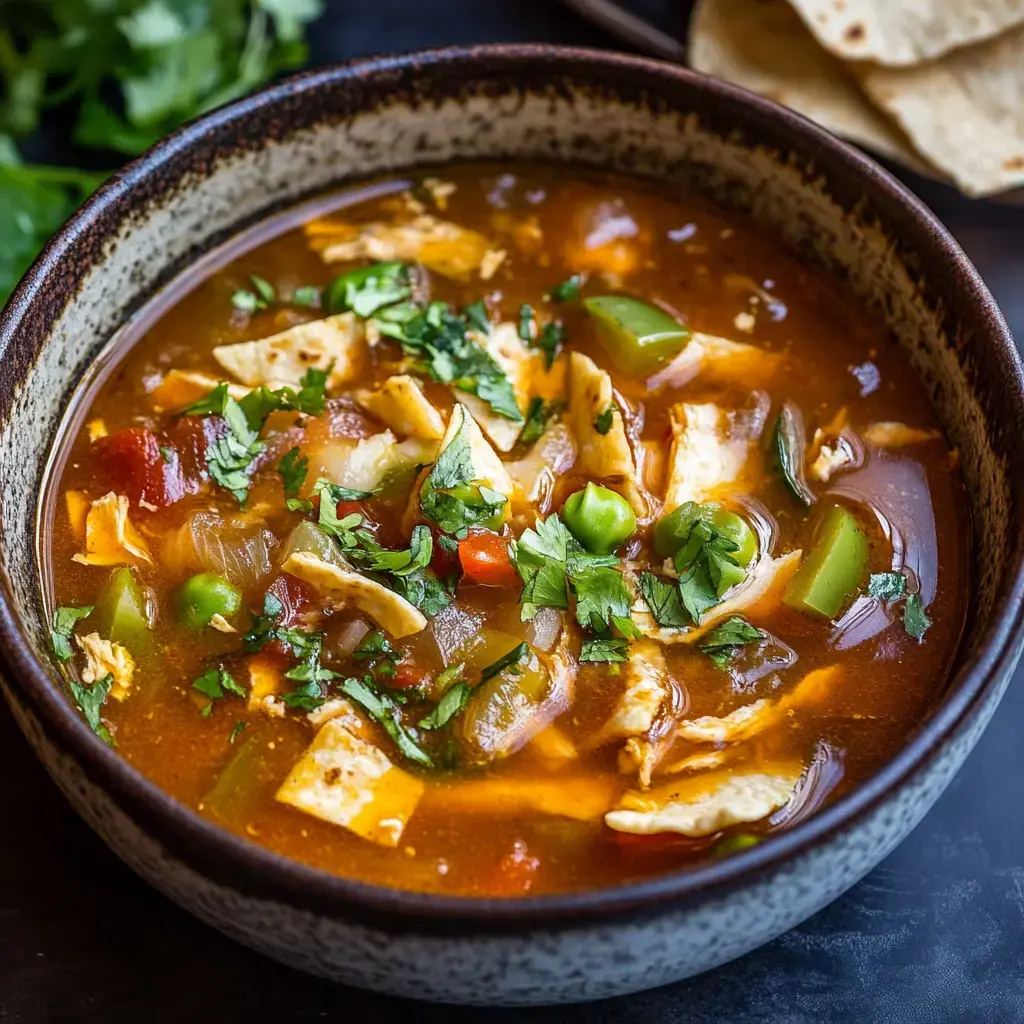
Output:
859,25,1024,196
785,0,1024,67
688,0,932,173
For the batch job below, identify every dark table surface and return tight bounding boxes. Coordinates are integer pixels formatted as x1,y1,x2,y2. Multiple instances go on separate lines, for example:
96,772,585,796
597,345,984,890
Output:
3,2,1024,1021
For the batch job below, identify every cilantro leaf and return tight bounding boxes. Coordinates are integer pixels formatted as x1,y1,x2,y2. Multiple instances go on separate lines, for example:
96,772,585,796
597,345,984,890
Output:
464,299,489,334
638,571,690,629
192,665,246,703
291,285,321,308
534,321,564,370
69,674,115,746
547,273,585,302
593,404,614,435
340,677,433,767
51,604,93,662
700,617,766,671
868,572,907,600
388,570,452,618
480,642,529,682
357,525,433,577
229,720,247,744
326,261,411,317
518,303,534,342
278,446,308,498
580,636,629,663
418,682,472,730
572,564,632,633
519,397,564,447
903,594,932,641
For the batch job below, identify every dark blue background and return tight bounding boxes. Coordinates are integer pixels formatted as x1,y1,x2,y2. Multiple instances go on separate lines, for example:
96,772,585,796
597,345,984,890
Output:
2,2,1023,1020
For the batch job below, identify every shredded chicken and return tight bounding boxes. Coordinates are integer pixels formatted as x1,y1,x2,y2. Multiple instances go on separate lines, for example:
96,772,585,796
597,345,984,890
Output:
72,492,152,567
76,633,135,701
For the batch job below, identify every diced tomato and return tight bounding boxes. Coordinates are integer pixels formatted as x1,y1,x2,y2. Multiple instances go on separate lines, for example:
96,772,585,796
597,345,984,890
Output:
164,415,224,487
459,530,519,587
96,426,188,508
481,840,541,896
392,662,430,690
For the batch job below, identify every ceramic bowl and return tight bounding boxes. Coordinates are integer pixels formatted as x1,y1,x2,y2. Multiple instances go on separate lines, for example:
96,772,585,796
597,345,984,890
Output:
1,45,1022,1006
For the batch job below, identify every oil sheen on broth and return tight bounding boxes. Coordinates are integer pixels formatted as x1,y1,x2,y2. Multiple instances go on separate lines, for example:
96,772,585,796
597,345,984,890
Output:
48,165,969,897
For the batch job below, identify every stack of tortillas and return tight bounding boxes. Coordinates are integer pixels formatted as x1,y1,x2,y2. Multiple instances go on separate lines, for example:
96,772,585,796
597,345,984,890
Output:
689,0,1024,197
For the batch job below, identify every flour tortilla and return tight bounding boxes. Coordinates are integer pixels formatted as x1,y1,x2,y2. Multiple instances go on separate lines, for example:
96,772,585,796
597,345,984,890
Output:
859,24,1024,195
786,0,1024,67
688,0,933,173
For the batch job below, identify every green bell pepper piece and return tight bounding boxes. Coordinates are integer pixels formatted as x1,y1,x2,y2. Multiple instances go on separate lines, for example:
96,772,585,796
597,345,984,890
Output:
583,295,691,375
784,504,867,619
93,567,150,651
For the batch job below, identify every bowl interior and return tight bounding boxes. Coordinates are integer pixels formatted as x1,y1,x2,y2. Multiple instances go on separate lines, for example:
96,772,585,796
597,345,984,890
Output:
1,46,1021,915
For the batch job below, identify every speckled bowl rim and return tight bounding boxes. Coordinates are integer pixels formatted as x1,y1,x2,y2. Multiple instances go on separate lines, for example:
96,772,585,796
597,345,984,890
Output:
1,45,1022,935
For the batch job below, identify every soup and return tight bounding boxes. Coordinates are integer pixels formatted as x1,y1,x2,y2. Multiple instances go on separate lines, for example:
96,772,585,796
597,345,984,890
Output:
45,164,969,896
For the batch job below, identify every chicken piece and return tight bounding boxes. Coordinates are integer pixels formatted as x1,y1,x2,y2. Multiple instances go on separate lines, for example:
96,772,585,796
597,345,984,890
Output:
209,613,236,634
633,550,803,644
76,633,135,701
658,749,728,777
567,352,647,516
675,700,774,744
149,370,250,411
455,322,564,452
275,720,424,847
282,552,427,639
426,776,615,822
861,422,942,447
72,492,153,567
355,375,446,440
506,422,577,512
212,313,365,389
605,766,800,837
594,642,668,745
563,198,646,284
663,402,752,510
311,431,438,493
308,214,496,281
529,724,578,764
809,437,857,483
648,333,780,391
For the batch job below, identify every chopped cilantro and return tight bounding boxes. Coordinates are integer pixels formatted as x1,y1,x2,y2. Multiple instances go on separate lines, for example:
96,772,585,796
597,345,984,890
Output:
580,636,629,663
868,572,907,600
192,665,246,703
291,286,321,309
158,445,174,463
572,564,632,634
903,594,932,641
593,404,614,435
232,274,275,313
534,321,564,369
231,290,259,314
519,397,564,447
480,641,529,683
286,497,314,513
372,300,521,422
464,299,490,334
326,261,411,318
354,631,402,679
418,682,472,730
340,677,433,767
700,617,766,671
547,273,585,302
278,446,308,498
668,504,749,622
388,570,452,618
518,303,535,342
358,525,433,578
228,721,247,744
69,674,114,746
250,275,275,305
638,571,690,629
51,604,93,662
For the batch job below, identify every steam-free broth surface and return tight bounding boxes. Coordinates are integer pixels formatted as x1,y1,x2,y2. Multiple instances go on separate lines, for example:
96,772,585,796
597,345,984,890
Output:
47,165,968,896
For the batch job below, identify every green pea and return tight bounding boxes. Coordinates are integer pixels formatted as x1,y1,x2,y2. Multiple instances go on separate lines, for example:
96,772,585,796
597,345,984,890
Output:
654,502,757,568
176,573,242,630
712,832,762,858
562,482,637,555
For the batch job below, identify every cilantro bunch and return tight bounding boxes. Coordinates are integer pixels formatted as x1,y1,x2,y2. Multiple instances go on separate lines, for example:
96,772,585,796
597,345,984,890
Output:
0,0,323,305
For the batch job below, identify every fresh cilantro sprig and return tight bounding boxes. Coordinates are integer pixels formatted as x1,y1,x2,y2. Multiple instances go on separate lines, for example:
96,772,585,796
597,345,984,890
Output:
51,604,93,662
700,617,767,671
480,642,529,683
278,446,308,498
418,683,472,730
231,274,275,313
546,273,585,302
638,571,689,629
340,677,433,767
519,397,564,448
192,665,246,715
69,673,115,746
868,571,932,641
326,261,411,317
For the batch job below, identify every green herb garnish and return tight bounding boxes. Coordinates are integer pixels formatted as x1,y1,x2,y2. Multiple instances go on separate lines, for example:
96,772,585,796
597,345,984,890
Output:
903,593,932,641
700,617,766,670
51,604,93,662
593,404,614,435
534,321,564,369
340,677,433,767
518,303,535,342
547,273,585,302
418,683,472,730
637,571,690,629
580,636,629,663
69,673,114,746
480,642,529,683
326,261,410,317
192,665,246,703
278,446,308,498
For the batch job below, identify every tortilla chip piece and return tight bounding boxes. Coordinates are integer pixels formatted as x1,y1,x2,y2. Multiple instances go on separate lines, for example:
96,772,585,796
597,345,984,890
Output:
567,352,648,516
785,0,1024,66
689,0,933,174
275,720,424,847
594,642,668,745
859,25,1024,196
309,214,495,281
606,767,800,837
355,374,446,440
149,370,250,411
213,313,365,389
76,632,135,701
433,403,515,512
675,700,775,744
664,401,752,510
72,492,153,567
282,551,427,639
650,331,782,391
